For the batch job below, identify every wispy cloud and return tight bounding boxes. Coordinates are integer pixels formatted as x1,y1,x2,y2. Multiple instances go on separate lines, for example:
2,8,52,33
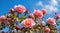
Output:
45,5,58,13
36,1,43,7
50,0,58,6
35,0,59,14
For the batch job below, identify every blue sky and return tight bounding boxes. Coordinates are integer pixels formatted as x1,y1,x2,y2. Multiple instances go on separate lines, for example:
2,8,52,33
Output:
0,0,60,32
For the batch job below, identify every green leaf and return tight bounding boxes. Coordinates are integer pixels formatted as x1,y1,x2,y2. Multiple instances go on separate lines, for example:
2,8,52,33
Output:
22,16,26,19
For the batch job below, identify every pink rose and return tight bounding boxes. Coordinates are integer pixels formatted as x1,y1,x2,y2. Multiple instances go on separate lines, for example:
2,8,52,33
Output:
29,13,34,18
10,8,14,14
0,16,7,23
41,9,47,14
21,18,35,28
47,17,56,25
14,5,26,13
44,27,50,33
15,25,20,30
56,14,60,19
34,10,43,18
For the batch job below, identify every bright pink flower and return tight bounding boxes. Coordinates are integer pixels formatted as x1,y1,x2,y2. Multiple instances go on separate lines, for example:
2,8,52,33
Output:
21,18,35,28
56,14,60,19
44,27,50,33
41,9,47,14
15,25,20,30
47,17,56,25
0,16,6,23
14,5,26,13
29,14,34,18
34,10,43,18
10,8,14,14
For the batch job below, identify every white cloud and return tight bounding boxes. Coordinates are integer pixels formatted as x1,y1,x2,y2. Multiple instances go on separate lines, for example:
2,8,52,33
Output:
45,5,58,12
50,0,58,6
35,0,58,14
36,1,43,6
45,0,58,13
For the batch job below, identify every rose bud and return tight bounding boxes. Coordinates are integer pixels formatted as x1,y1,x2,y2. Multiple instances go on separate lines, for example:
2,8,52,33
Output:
10,8,14,14
15,25,20,30
41,9,47,15
29,13,34,18
56,14,60,19
25,9,29,14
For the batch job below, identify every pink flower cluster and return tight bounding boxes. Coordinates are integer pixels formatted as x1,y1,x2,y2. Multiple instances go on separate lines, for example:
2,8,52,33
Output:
14,4,48,18
13,4,57,28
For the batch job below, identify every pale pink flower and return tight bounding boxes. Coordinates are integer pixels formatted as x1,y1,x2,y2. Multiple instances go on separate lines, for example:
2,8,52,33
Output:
41,9,47,14
56,14,60,19
34,10,43,18
29,13,34,18
0,16,6,23
14,5,26,13
44,27,50,33
21,18,35,28
47,17,56,25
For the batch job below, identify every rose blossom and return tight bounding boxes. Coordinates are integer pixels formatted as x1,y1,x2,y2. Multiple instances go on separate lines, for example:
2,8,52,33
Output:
15,25,20,30
14,5,26,13
47,17,56,25
29,13,34,18
56,14,60,19
44,27,50,33
0,16,6,23
10,8,14,14
21,18,35,28
41,9,47,14
34,10,43,18
25,9,29,13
